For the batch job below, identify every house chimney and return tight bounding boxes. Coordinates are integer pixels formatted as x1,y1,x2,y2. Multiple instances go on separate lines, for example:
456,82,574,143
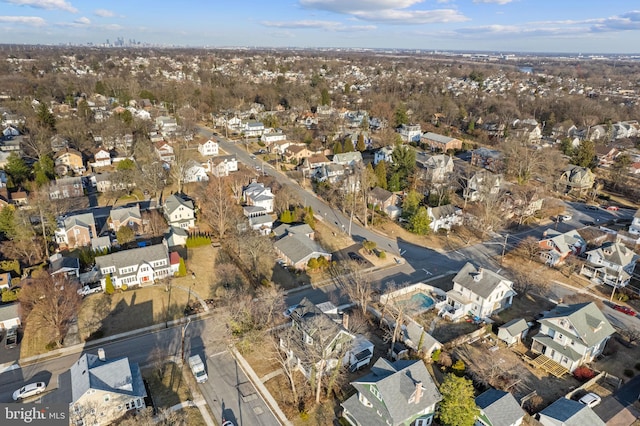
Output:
98,348,106,361
414,382,423,404
474,268,484,282
342,313,349,330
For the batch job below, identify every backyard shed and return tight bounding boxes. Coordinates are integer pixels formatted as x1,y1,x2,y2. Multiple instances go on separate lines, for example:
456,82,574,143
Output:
497,318,529,346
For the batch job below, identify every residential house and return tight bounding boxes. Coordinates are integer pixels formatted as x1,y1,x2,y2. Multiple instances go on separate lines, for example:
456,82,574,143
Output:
243,181,274,213
475,389,524,426
629,208,640,235
155,142,175,163
95,243,172,289
580,242,638,287
511,121,542,144
313,163,346,183
69,352,147,426
0,303,20,330
183,160,210,183
594,145,619,168
532,302,614,373
284,144,313,164
539,229,586,266
49,253,80,278
282,297,373,379
441,263,516,321
155,116,178,133
497,318,529,346
421,132,462,152
274,224,331,270
93,173,135,193
341,357,442,426
471,148,504,172
9,190,28,206
91,236,112,252
374,146,394,165
49,176,84,200
55,212,97,248
92,148,112,168
163,194,195,229
464,170,503,202
50,135,69,152
261,132,286,145
271,140,295,155
243,120,265,137
109,205,143,233
333,151,363,167
419,154,454,183
537,397,604,426
401,319,442,358
248,214,274,236
301,154,331,174
54,148,85,175
367,187,396,211
397,124,422,143
557,165,595,194
198,139,219,157
210,155,238,177
165,226,188,248
427,205,462,232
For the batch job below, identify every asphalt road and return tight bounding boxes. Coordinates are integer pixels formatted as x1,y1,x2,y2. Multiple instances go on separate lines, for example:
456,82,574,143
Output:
0,317,280,426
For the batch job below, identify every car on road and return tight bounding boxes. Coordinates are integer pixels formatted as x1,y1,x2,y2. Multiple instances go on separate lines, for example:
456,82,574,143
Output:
613,304,636,316
222,420,235,426
578,392,601,408
250,155,256,160
559,214,572,222
585,204,600,210
13,382,46,401
283,304,300,318
606,205,619,211
5,327,18,349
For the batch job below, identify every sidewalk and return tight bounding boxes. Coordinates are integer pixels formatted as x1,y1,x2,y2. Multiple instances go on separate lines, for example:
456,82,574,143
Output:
164,398,215,426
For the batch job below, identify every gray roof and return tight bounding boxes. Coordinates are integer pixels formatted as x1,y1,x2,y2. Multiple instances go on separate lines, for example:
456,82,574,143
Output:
95,244,169,278
369,186,394,203
0,303,19,323
249,215,273,226
63,212,95,230
274,233,329,265
539,398,604,426
453,262,513,299
429,204,458,220
291,297,347,345
333,151,363,164
110,205,141,224
273,223,314,239
422,132,457,144
539,302,615,348
342,358,441,426
50,256,80,274
71,353,146,403
164,194,194,216
499,318,529,337
91,236,111,251
586,242,636,267
476,389,524,426
402,320,441,353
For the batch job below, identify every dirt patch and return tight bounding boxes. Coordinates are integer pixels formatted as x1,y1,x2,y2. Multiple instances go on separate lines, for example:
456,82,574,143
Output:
592,339,640,383
376,219,480,251
142,362,193,409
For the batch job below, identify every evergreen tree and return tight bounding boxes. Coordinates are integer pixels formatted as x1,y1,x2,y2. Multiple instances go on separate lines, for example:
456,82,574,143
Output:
374,161,388,190
37,102,56,130
343,138,354,152
438,374,479,426
409,207,431,235
394,104,408,127
333,141,343,154
356,134,366,152
388,173,401,192
304,207,316,229
105,275,115,295
320,88,331,106
116,226,135,245
391,145,416,190
33,155,55,187
5,153,30,188
177,258,187,276
402,190,422,218
573,139,596,168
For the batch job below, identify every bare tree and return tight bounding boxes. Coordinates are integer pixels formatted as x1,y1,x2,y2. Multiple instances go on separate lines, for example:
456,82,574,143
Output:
380,281,414,358
167,143,191,194
18,272,83,347
331,262,374,316
142,210,167,237
197,174,237,239
255,284,285,326
513,236,541,263
618,324,640,346
510,269,549,296
270,329,300,403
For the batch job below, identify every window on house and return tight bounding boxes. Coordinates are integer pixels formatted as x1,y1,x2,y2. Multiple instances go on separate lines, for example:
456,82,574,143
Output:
358,392,373,407
370,385,382,401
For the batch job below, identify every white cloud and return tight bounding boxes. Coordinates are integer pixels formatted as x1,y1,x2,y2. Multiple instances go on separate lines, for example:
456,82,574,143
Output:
73,16,89,25
0,15,46,26
299,0,468,25
262,20,376,32
4,0,77,13
300,0,422,13
94,9,115,18
353,9,468,24
473,0,514,4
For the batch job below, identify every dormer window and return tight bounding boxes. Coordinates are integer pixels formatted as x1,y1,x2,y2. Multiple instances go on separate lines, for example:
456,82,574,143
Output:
358,392,373,407
304,333,313,345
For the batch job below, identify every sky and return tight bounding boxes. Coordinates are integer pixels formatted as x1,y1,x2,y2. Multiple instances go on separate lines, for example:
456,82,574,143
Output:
1,0,640,54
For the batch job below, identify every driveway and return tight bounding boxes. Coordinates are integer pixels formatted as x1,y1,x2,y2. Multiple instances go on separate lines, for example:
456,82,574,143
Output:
593,375,640,425
199,350,280,426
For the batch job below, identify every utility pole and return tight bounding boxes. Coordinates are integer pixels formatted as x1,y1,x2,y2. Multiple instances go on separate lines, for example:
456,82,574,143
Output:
501,233,509,264
610,280,618,303
181,318,191,362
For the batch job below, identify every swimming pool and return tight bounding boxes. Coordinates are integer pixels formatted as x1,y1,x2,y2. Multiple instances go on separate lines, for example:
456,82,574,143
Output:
397,292,435,314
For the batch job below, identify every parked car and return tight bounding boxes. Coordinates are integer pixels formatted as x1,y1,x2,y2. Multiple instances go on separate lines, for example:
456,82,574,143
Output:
606,205,619,211
13,382,46,401
585,204,600,210
613,304,636,316
578,392,601,408
559,214,572,222
77,284,102,296
5,327,18,349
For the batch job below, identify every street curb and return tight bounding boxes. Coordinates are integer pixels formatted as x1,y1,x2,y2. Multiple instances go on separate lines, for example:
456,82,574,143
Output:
229,346,292,426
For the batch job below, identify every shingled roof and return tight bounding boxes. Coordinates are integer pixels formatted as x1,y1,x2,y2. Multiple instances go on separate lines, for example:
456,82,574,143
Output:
453,262,513,300
476,389,524,426
539,302,615,348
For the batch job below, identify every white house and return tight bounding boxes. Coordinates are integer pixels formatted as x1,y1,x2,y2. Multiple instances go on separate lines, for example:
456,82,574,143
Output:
95,244,172,289
155,142,175,163
243,121,265,137
397,123,422,143
262,132,286,145
198,139,219,157
580,242,638,287
629,208,640,235
531,302,614,373
441,263,516,321
211,155,238,177
243,181,274,213
374,146,394,165
69,352,147,426
183,161,210,183
93,148,111,168
427,205,462,232
163,194,196,229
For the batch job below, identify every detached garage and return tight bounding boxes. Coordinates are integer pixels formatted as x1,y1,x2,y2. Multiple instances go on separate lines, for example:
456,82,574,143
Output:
0,303,20,330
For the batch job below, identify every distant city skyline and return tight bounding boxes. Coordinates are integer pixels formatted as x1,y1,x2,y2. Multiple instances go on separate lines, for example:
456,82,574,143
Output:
1,0,640,54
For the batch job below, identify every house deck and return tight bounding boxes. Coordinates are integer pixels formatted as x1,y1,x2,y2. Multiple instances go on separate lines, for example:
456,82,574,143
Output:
524,354,568,378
